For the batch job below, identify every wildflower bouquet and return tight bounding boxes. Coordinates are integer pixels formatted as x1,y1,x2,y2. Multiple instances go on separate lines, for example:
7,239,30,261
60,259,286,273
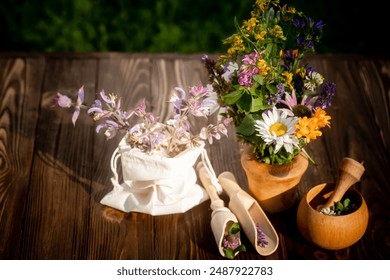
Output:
203,0,336,165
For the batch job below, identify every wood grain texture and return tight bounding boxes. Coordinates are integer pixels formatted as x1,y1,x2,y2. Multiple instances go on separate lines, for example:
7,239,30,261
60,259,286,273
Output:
0,57,45,258
0,53,389,260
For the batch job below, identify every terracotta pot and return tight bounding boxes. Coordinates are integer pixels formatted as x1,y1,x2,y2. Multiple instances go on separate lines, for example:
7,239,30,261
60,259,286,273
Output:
240,145,309,213
296,183,369,250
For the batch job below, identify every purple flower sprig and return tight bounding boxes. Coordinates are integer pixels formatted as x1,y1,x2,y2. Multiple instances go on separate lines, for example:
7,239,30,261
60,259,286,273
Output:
53,84,232,157
256,222,269,248
222,222,246,259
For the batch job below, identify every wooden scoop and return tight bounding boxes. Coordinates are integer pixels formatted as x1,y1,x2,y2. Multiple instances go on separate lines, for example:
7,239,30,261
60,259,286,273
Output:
218,171,279,256
319,157,365,211
196,162,242,258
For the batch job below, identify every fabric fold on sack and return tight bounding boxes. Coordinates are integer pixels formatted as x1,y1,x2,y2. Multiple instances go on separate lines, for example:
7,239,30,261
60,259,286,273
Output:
100,137,209,215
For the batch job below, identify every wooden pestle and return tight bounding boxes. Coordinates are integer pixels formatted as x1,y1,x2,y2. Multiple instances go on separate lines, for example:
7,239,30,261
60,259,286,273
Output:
319,157,365,211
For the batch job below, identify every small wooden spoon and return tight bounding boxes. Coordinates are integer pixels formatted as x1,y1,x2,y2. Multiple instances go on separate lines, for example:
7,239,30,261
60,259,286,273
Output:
218,171,279,256
319,157,365,211
196,162,242,258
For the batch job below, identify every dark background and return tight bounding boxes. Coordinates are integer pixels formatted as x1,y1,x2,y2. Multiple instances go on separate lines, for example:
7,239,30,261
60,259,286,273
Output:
0,0,387,55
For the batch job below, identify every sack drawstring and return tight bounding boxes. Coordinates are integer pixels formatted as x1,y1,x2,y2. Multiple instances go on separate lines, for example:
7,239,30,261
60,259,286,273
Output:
201,149,223,194
110,147,121,182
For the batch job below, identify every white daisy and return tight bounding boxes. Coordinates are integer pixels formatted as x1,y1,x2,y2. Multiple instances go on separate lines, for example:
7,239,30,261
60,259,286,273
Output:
255,107,299,153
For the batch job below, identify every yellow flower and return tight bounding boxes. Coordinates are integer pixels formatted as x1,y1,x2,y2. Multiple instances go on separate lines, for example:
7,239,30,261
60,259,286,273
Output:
281,4,297,15
257,59,270,76
255,30,267,41
256,0,272,13
294,116,322,143
296,67,306,78
243,17,258,34
282,71,293,90
227,35,245,56
270,25,285,40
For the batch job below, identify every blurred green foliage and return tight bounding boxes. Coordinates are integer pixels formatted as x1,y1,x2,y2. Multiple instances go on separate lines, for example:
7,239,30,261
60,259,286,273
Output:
0,0,387,55
1,0,252,53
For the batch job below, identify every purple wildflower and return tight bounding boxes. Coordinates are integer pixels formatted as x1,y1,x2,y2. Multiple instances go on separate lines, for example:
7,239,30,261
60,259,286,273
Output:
267,83,285,105
199,115,231,144
54,93,72,108
238,51,260,88
306,66,314,74
71,86,84,126
313,19,325,30
314,81,336,109
256,222,268,248
188,85,210,117
223,234,240,250
172,87,186,114
99,89,114,104
293,17,305,28
131,99,147,117
282,50,298,71
296,37,315,49
96,119,120,139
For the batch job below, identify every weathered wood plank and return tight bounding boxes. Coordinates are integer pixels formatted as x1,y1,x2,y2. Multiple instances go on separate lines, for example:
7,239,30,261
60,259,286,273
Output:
18,57,98,259
0,57,45,259
87,56,155,259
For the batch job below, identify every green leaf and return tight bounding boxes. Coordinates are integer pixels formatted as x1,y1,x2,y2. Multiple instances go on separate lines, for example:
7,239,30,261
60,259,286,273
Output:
265,43,274,56
235,244,246,253
224,248,235,260
237,93,252,112
266,83,277,95
221,90,244,105
236,114,256,136
343,198,351,208
251,97,270,112
229,222,241,235
252,74,263,85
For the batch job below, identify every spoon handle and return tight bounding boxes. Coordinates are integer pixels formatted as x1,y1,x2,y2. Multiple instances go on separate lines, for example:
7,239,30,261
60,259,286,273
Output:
197,163,225,209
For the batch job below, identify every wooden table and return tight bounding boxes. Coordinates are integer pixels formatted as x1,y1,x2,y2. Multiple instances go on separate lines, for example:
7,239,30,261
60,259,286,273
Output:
0,52,389,260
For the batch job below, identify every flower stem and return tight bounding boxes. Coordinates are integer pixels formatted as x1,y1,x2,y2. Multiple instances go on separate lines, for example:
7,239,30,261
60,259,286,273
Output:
302,148,316,165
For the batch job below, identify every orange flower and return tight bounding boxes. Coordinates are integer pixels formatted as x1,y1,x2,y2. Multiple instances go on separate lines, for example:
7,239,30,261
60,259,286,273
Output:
312,107,331,128
294,116,322,143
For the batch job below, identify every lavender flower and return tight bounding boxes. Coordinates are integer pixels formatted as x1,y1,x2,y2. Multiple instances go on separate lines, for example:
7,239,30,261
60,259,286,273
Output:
315,81,336,109
256,222,268,248
53,85,84,126
267,83,285,105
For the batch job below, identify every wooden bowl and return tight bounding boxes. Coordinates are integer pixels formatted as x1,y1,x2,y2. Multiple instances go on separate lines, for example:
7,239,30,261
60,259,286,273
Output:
296,183,369,250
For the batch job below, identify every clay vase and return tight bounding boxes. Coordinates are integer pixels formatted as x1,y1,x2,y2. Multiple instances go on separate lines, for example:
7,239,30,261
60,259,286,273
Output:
296,183,369,250
240,144,309,213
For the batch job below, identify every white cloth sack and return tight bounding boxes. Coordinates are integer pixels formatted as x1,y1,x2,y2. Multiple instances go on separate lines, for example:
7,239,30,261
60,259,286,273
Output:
100,137,208,215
